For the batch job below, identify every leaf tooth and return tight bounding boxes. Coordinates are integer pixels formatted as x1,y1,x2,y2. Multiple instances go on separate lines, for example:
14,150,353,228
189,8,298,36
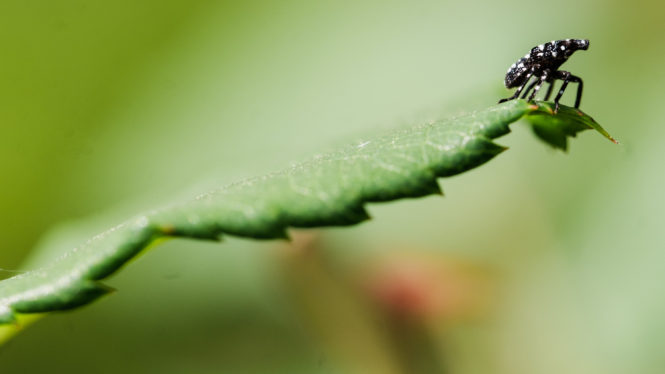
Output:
242,225,290,240
286,202,371,228
345,204,372,223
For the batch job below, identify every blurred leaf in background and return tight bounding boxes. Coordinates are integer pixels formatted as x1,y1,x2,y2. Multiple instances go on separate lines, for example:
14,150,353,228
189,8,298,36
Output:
1,0,664,373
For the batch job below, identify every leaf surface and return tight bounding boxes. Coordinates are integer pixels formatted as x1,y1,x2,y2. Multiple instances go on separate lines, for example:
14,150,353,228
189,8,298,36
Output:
0,100,615,342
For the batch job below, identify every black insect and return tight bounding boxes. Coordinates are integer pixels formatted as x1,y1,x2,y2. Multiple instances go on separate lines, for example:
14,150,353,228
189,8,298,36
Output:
498,39,589,112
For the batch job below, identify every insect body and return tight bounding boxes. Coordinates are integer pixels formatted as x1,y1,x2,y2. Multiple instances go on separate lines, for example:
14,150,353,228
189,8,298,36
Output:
499,39,589,112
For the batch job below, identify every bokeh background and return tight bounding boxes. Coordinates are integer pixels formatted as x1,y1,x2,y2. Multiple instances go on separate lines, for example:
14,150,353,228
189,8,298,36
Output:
1,0,664,373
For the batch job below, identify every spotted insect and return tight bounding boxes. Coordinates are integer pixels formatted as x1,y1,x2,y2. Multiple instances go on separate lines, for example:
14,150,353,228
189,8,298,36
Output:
499,39,589,112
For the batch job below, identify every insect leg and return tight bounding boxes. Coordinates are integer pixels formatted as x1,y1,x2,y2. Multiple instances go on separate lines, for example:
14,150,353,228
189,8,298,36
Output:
527,78,543,101
553,70,572,113
566,74,584,108
520,80,538,99
498,71,534,104
527,71,549,102
543,80,555,101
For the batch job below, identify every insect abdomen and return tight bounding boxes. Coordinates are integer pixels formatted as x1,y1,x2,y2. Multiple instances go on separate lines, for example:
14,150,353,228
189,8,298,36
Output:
504,57,529,88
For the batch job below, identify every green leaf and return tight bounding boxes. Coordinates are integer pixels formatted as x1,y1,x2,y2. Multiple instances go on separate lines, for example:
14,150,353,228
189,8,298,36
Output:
0,100,615,343
526,102,618,150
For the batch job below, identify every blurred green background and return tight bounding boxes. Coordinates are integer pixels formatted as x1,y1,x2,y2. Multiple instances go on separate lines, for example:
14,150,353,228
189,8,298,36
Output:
1,0,664,373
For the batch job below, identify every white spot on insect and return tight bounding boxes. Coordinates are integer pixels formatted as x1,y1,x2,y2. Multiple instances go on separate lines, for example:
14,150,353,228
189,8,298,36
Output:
552,51,557,57
560,45,565,50
518,62,524,68
511,63,516,68
537,52,543,57
524,53,530,58
550,40,555,44
538,44,544,51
